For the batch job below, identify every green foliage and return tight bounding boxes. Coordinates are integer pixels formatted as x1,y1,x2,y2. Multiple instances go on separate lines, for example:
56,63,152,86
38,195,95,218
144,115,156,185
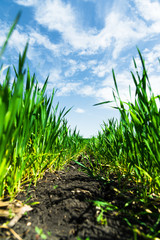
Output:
93,200,118,225
86,49,160,196
78,48,160,239
35,226,47,239
0,14,85,198
77,237,90,240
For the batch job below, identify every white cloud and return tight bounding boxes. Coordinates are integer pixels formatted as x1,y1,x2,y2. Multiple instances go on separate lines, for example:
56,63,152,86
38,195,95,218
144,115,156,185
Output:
129,46,160,98
65,59,87,77
14,0,37,6
80,85,96,96
49,69,62,83
149,74,160,96
7,27,28,54
92,60,117,78
143,45,160,73
94,69,136,105
5,0,160,138
4,0,160,101
135,0,160,22
75,108,85,113
0,30,7,47
104,10,148,58
129,45,160,77
0,20,62,65
88,60,97,66
12,0,160,60
95,87,113,102
135,0,160,35
92,64,107,78
34,0,101,53
41,68,62,94
23,0,107,53
35,0,75,32
29,30,60,54
0,21,28,55
56,82,81,96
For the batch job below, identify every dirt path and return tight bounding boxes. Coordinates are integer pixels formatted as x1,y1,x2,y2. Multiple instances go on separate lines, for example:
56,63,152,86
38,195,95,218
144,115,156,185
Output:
0,161,133,240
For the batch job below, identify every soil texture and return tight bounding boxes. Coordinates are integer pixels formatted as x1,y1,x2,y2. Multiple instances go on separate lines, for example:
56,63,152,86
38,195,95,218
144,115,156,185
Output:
0,161,146,240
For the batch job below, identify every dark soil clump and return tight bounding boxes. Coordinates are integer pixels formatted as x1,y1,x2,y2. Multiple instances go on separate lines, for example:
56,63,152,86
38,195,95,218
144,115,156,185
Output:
0,162,136,240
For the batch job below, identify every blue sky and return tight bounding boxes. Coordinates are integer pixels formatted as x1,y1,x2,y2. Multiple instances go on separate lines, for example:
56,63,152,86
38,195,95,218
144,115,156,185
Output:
0,0,160,137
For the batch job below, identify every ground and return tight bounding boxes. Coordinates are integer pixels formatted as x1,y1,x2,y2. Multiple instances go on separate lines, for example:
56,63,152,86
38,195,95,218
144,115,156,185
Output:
0,161,158,240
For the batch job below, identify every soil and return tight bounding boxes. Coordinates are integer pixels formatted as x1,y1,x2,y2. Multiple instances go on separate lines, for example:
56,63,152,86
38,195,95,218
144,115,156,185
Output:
0,160,158,240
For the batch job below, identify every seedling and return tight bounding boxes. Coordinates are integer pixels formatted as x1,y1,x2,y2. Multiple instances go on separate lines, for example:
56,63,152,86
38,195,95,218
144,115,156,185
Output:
93,200,118,225
77,237,90,240
35,226,47,239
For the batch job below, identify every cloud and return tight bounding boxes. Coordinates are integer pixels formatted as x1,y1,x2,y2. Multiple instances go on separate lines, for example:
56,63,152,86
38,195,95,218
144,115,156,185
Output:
129,44,160,78
13,0,160,60
75,108,85,113
33,0,101,53
129,46,160,97
0,22,45,61
48,69,62,83
6,0,160,104
0,20,28,55
135,0,160,35
80,85,96,96
103,10,148,58
92,60,117,77
95,87,113,102
148,74,160,96
135,0,160,22
64,59,87,77
56,83,96,98
7,29,28,57
26,29,62,63
14,0,107,54
35,0,75,32
0,25,7,47
56,82,81,96
88,60,97,66
93,69,136,106
143,45,160,73
0,20,62,67
29,30,60,53
13,0,37,6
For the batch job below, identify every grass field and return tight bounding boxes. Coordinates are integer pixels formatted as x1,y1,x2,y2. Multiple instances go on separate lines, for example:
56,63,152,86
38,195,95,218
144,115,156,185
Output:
0,14,160,240
0,14,85,198
77,48,160,239
84,48,160,197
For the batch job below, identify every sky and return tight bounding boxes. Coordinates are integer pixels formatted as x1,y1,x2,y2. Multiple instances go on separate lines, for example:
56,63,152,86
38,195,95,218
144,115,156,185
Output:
0,0,160,137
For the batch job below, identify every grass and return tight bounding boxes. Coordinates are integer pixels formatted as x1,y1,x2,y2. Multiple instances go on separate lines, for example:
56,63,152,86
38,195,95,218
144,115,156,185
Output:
0,13,160,240
0,14,85,198
78,49,160,239
84,48,160,196
35,226,49,239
